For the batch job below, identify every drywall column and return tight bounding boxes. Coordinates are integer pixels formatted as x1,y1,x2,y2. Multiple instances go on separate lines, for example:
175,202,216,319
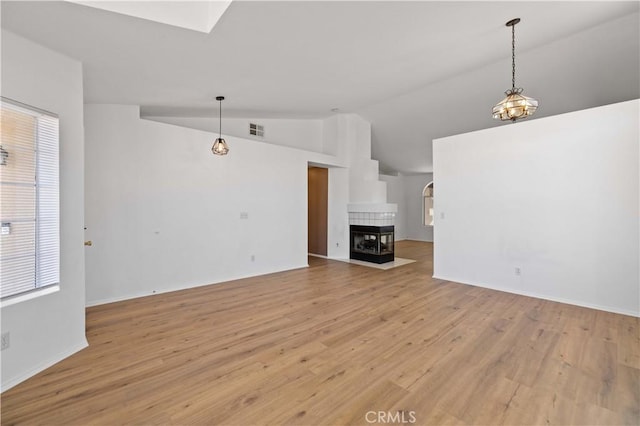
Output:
323,114,388,204
327,167,349,259
1,30,88,390
322,114,396,257
345,115,387,204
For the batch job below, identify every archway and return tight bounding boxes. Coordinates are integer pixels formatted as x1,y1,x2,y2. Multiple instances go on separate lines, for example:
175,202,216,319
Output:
422,181,434,226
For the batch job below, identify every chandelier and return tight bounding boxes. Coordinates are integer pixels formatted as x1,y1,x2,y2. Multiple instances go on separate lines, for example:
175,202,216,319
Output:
492,18,539,122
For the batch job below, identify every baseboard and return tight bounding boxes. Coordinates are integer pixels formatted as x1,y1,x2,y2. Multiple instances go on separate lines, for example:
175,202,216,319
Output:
432,275,640,318
86,264,310,307
308,253,328,259
1,338,88,392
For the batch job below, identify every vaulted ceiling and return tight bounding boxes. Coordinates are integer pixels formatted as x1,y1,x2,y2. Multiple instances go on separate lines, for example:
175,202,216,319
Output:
2,1,638,173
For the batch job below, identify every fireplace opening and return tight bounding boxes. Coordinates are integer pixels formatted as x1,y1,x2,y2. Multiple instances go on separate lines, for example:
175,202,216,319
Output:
350,225,394,264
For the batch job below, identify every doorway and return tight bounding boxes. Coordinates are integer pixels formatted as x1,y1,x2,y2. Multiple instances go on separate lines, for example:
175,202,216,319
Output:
308,166,328,256
422,181,434,226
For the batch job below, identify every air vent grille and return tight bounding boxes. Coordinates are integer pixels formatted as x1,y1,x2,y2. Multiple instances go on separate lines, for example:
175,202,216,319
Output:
249,123,264,137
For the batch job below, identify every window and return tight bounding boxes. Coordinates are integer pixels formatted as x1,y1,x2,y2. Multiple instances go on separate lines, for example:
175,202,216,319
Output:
1,98,59,300
422,181,434,226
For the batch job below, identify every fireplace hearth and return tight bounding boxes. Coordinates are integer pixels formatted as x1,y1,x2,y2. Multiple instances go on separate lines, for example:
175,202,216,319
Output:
350,225,394,264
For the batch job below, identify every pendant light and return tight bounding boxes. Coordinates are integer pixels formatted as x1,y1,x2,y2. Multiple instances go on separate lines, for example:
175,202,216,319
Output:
492,18,539,122
212,96,229,155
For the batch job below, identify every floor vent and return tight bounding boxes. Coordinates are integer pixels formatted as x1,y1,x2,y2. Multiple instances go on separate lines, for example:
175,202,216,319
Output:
249,123,264,137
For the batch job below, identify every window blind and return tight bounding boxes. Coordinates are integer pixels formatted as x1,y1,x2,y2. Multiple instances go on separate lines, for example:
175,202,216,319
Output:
0,98,59,299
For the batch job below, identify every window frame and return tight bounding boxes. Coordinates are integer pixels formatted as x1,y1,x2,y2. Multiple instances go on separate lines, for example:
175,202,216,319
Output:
1,96,60,303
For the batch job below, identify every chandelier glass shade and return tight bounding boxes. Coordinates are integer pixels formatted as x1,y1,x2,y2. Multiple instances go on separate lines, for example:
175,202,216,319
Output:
212,96,229,155
493,18,538,122
492,88,539,121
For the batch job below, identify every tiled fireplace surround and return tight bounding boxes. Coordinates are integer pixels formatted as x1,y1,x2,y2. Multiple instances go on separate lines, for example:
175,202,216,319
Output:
348,204,397,264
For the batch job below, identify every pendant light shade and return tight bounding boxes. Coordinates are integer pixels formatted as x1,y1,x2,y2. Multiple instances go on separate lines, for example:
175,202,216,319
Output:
212,137,229,155
212,96,229,155
492,18,538,122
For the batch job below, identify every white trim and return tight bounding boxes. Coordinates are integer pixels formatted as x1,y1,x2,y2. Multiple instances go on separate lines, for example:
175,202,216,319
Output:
0,338,88,392
1,96,58,118
86,264,309,307
308,253,329,259
0,285,59,308
432,275,640,318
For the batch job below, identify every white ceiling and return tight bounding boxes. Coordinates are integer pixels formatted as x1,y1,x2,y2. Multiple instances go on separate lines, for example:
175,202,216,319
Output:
67,1,232,33
2,1,638,173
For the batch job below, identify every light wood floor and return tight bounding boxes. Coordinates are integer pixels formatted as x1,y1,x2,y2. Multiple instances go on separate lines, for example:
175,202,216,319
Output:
1,241,638,425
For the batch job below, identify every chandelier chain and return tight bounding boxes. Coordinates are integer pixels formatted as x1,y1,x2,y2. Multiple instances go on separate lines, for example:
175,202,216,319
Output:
493,18,538,122
511,23,516,90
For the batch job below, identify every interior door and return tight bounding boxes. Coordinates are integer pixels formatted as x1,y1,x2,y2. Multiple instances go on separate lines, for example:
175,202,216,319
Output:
308,166,328,256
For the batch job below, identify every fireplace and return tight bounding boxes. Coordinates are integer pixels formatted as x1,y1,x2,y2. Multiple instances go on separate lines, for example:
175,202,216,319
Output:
350,225,394,264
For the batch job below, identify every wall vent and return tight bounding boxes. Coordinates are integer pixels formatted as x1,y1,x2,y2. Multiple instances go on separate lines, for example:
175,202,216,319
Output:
249,123,264,137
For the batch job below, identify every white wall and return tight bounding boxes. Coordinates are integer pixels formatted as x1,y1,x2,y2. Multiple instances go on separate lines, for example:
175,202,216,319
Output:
323,114,388,206
327,167,349,259
433,100,639,316
322,115,340,158
403,173,434,242
1,31,88,390
375,173,435,243
144,116,324,154
379,174,407,240
84,105,342,305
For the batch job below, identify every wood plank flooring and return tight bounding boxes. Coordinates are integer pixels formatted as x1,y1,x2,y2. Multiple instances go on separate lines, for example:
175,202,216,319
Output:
1,241,638,425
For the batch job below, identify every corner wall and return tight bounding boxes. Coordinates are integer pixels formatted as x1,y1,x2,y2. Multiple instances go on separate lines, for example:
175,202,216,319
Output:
84,105,341,305
433,100,639,316
1,31,88,390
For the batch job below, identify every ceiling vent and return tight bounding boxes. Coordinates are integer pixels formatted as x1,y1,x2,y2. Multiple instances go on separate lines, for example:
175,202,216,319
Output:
249,123,265,138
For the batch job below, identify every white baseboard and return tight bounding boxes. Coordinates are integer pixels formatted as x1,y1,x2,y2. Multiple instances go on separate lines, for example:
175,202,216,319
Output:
432,275,640,318
86,264,309,307
308,253,328,259
1,339,88,392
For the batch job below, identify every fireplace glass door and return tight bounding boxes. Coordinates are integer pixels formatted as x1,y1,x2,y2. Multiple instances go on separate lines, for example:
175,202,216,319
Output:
350,225,394,264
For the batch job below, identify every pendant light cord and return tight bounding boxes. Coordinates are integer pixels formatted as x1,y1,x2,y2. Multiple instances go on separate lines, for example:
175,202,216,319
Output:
219,99,222,138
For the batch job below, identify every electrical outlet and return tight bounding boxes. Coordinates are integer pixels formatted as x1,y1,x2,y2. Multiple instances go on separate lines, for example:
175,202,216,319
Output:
515,267,521,276
1,332,10,351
